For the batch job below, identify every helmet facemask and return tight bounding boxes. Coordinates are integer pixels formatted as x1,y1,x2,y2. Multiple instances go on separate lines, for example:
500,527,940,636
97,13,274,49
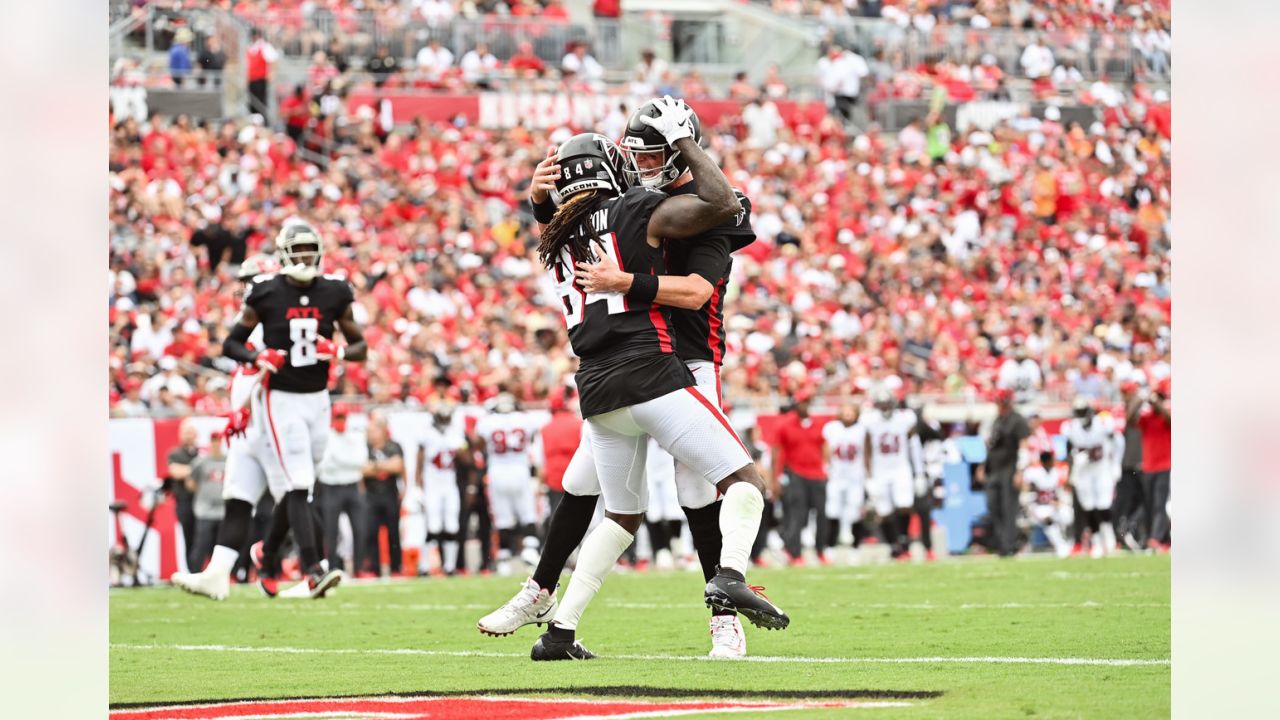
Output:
276,223,323,283
621,139,682,189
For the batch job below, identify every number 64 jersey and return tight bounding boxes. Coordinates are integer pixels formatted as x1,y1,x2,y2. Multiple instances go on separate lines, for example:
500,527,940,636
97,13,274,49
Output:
243,273,355,393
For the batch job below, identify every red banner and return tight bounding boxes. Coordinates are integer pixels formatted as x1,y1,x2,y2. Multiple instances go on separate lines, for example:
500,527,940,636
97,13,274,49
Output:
345,91,826,131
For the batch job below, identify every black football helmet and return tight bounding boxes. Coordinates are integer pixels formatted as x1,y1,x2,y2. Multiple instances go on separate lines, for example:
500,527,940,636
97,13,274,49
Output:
553,133,628,201
620,98,702,189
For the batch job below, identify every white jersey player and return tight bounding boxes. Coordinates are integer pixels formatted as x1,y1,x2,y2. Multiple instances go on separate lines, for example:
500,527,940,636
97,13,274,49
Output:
862,391,922,559
1063,399,1117,557
822,403,870,556
417,404,466,575
473,393,544,572
1022,451,1071,557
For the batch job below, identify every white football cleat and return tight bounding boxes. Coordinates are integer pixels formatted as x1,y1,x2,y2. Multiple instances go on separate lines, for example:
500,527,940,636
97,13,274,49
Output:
477,577,557,637
172,569,230,601
278,580,313,599
708,615,747,658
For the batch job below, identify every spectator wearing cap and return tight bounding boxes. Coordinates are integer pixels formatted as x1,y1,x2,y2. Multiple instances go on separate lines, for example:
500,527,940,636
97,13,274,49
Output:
141,355,193,405
317,406,371,573
978,389,1029,557
187,430,227,571
114,377,150,418
773,392,830,564
169,28,194,87
1131,378,1171,550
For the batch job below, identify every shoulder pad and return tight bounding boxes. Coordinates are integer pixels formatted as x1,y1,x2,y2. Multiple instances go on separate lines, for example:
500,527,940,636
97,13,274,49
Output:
252,272,277,283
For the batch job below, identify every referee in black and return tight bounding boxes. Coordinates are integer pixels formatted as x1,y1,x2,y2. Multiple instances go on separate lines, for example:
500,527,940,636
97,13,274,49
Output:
980,389,1030,557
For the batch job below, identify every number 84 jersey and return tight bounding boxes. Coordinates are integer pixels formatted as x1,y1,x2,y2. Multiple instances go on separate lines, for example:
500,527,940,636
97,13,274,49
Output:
243,273,355,393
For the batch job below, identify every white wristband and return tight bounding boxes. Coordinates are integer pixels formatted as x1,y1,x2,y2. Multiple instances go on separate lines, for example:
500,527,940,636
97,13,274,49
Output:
337,347,345,361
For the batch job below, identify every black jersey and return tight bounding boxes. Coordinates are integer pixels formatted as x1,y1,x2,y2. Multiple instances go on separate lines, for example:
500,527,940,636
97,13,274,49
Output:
663,184,756,366
243,273,355,393
551,186,695,418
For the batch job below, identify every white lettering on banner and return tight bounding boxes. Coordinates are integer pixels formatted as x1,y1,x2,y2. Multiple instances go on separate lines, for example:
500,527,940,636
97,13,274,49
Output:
956,101,1029,132
479,92,647,129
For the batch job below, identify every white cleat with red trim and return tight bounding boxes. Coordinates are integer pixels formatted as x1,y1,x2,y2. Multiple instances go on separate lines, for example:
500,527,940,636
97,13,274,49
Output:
708,615,747,658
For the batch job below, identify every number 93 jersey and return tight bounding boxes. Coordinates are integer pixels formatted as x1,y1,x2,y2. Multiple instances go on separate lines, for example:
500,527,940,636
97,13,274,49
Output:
243,273,355,393
474,411,543,486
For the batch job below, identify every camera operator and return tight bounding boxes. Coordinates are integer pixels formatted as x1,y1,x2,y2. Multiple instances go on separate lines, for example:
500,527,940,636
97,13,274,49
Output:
187,430,227,571
165,420,200,558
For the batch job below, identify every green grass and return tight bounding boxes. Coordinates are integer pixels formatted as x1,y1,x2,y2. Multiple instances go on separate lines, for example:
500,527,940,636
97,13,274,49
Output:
110,554,1170,719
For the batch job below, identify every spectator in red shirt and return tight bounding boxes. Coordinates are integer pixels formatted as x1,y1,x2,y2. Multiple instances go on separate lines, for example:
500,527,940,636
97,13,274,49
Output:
508,42,546,78
280,84,310,144
1133,378,1171,550
538,392,583,518
773,391,830,564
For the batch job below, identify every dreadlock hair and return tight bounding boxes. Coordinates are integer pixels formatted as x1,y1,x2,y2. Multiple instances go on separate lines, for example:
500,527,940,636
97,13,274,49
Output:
537,190,607,271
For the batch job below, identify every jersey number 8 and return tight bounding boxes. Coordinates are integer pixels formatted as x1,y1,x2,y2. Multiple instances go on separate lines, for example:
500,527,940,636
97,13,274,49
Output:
289,318,319,367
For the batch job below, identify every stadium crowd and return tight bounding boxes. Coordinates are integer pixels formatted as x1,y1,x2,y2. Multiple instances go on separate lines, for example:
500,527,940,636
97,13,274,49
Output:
108,88,1170,418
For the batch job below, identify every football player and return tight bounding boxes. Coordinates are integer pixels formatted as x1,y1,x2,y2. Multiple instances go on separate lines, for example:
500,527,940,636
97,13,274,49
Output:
1022,451,1072,557
821,402,870,564
478,98,761,659
1064,398,1118,558
472,392,545,574
221,221,364,594
515,104,787,660
417,402,466,576
863,390,922,559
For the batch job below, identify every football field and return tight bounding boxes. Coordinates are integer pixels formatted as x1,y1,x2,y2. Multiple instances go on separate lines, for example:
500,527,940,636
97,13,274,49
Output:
110,554,1170,719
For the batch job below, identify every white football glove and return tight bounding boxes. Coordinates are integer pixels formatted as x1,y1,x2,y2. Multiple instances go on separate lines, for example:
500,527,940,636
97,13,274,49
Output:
637,95,695,147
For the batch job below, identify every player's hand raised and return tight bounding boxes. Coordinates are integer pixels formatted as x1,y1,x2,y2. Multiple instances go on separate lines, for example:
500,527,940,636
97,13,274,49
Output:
316,336,342,361
256,348,286,374
574,249,630,295
529,146,561,205
637,95,695,147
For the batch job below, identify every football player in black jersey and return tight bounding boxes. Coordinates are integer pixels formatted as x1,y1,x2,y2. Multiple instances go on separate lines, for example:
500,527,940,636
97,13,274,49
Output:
218,221,367,598
478,99,761,659
503,98,786,661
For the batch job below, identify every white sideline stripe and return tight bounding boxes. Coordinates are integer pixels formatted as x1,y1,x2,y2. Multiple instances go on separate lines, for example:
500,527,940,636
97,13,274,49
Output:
608,601,1168,610
115,600,1168,613
110,643,1169,667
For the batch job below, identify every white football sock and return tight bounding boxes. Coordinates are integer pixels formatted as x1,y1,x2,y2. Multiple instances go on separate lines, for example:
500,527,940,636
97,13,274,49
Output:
553,518,634,631
208,545,239,576
719,482,764,574
443,541,459,572
1045,524,1069,556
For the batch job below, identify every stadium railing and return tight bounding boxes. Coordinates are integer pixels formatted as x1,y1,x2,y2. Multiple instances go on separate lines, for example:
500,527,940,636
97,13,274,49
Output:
807,17,1168,83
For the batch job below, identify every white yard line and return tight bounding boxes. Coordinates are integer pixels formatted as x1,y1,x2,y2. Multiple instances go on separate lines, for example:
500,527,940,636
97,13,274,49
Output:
110,643,1169,667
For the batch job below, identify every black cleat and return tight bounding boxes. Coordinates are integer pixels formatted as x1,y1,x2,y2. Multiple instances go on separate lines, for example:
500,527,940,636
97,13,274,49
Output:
705,565,790,630
530,632,597,661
